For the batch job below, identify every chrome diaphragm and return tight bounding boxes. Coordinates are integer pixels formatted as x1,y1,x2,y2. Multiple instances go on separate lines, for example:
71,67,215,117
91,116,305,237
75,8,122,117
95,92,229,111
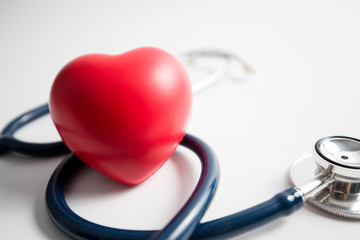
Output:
290,136,360,219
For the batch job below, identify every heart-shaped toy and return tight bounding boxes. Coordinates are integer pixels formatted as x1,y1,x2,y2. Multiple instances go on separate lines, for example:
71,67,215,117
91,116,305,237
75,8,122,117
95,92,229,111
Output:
49,47,192,185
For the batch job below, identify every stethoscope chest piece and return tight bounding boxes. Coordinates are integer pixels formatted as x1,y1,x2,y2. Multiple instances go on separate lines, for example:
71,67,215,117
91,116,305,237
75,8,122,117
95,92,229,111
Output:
291,136,360,219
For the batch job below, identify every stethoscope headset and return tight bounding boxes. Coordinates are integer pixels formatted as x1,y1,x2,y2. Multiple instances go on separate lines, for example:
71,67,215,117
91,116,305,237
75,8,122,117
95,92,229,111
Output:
1,48,359,240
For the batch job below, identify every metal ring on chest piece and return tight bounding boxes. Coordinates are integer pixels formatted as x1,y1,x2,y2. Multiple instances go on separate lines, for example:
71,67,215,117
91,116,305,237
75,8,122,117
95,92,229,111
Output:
290,136,360,219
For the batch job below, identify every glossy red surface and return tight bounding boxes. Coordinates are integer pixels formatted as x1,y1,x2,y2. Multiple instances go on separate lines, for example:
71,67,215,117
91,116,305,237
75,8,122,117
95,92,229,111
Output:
49,47,192,185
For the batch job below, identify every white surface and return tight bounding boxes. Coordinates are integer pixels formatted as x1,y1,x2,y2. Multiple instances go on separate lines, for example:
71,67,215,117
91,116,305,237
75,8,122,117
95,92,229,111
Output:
1,0,360,239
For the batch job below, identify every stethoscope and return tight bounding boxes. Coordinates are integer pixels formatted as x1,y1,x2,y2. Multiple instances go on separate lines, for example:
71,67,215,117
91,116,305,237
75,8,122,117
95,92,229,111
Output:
1,49,359,240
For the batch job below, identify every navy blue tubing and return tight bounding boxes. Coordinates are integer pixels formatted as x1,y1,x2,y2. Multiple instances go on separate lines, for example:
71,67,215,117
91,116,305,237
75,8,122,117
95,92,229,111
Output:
2,104,304,239
0,103,69,156
46,135,303,240
46,134,220,240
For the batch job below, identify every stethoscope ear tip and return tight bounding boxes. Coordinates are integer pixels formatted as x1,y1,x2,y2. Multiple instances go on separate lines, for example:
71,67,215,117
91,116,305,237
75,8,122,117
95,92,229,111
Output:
243,63,255,75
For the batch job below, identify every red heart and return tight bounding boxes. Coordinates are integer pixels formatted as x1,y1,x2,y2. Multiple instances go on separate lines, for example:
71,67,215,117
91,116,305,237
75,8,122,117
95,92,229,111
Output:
49,47,192,185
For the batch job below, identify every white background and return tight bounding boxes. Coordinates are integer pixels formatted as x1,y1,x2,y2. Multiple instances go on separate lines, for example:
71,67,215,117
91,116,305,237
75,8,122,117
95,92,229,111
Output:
1,0,360,239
